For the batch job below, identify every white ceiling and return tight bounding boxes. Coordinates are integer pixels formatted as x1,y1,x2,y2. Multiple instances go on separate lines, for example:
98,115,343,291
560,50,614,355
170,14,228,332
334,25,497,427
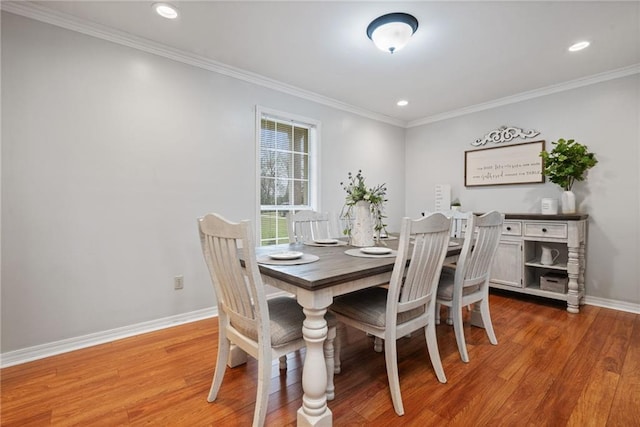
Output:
7,1,640,126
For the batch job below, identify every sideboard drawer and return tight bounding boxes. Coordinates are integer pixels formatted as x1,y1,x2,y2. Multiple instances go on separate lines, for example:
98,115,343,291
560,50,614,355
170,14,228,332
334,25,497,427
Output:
502,221,522,236
524,222,568,239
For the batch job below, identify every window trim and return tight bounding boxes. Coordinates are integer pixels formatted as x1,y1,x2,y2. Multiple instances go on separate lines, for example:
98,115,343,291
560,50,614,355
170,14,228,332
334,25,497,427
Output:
255,105,321,245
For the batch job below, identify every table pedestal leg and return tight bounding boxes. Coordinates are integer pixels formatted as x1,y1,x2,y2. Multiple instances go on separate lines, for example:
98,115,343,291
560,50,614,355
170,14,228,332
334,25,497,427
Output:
297,307,332,427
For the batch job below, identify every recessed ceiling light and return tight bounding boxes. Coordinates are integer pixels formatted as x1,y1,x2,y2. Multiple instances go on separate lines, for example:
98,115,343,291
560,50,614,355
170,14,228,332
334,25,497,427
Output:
397,100,409,107
568,41,590,52
153,3,179,20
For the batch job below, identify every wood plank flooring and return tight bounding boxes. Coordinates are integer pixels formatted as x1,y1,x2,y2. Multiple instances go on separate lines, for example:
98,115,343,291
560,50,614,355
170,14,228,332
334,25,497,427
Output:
2,291,639,426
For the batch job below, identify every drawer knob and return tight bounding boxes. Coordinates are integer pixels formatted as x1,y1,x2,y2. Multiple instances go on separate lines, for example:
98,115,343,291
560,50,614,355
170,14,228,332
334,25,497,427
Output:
542,228,548,232
506,226,512,231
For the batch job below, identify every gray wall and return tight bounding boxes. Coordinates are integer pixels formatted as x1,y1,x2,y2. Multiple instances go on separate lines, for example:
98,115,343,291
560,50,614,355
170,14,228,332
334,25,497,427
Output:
1,13,406,353
2,11,639,356
406,75,640,304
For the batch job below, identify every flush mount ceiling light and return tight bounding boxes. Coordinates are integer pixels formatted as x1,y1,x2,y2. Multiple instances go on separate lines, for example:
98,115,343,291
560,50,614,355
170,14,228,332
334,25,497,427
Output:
367,12,419,54
568,41,590,52
153,3,179,19
397,100,409,106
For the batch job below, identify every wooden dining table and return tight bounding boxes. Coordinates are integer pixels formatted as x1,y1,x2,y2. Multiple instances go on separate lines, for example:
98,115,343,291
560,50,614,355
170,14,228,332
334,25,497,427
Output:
246,238,463,427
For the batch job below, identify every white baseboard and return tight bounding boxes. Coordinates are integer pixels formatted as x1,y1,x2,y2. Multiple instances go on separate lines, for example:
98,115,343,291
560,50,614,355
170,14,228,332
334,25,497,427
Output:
0,291,293,368
0,306,218,368
3,292,634,368
584,296,640,314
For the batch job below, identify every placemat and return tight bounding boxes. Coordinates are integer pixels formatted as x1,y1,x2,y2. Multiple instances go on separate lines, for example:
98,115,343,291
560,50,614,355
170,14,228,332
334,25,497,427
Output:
257,254,319,265
344,248,398,259
303,240,349,247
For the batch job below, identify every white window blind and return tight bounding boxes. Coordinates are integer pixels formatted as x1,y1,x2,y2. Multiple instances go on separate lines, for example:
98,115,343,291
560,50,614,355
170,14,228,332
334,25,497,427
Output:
258,110,317,246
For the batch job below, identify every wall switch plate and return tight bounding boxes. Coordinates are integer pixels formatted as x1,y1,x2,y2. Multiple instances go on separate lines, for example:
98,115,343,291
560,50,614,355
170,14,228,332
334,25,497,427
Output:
174,275,184,290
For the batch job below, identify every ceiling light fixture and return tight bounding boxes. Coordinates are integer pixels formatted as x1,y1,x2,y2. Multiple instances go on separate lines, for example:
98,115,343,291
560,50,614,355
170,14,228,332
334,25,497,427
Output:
367,12,419,54
153,3,179,20
568,41,590,52
397,100,409,107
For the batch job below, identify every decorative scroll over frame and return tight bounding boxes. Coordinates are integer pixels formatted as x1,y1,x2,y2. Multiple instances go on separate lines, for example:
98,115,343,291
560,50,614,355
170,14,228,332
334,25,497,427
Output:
465,140,545,187
472,126,540,146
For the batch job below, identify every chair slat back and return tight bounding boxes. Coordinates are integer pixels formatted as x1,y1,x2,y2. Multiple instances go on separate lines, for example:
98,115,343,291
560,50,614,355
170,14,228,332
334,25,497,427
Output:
199,213,268,339
456,211,504,289
389,213,452,315
287,210,334,243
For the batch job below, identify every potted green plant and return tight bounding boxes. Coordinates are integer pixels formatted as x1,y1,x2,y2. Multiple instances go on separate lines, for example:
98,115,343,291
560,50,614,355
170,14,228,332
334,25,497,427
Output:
450,199,461,211
539,138,598,213
340,170,387,246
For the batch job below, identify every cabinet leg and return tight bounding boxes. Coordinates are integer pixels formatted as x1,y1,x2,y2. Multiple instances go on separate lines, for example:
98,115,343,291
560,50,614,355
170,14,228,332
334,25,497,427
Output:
566,244,580,313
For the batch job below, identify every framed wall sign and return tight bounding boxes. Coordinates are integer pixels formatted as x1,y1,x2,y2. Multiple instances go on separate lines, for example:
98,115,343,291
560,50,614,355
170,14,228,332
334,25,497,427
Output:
465,140,545,187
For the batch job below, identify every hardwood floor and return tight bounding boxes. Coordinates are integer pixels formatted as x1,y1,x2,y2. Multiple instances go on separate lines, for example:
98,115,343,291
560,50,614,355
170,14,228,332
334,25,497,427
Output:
2,291,639,426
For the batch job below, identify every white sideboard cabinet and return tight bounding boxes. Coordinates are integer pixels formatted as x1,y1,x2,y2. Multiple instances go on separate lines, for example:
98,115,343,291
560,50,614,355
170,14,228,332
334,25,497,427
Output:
488,213,588,313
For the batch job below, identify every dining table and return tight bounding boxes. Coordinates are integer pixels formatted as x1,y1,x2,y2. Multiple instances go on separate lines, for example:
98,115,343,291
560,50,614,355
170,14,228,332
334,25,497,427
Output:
247,237,463,427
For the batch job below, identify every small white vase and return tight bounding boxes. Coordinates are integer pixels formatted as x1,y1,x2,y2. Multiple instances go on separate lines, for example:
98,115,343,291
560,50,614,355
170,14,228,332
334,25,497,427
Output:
350,201,374,247
561,191,576,214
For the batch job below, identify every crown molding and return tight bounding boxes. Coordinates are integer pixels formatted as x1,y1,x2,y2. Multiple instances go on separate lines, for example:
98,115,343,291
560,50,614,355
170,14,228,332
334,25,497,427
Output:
0,1,406,128
407,63,640,128
2,1,638,130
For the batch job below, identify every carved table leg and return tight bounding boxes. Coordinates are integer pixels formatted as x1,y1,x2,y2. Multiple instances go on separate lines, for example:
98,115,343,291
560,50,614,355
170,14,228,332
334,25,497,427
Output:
470,303,486,328
227,344,248,368
297,305,332,427
324,324,336,401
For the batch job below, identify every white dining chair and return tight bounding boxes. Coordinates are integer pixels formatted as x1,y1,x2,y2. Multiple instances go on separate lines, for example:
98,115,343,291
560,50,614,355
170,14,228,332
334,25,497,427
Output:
436,210,504,363
330,213,452,416
198,213,337,427
287,210,339,243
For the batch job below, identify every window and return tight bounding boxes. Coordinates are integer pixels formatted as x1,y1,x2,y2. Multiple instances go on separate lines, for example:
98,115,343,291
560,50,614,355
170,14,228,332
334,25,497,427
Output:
257,107,319,246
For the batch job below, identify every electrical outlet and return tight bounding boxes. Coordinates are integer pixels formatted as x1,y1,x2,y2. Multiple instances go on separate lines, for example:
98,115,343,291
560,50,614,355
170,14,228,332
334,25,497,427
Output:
174,275,184,290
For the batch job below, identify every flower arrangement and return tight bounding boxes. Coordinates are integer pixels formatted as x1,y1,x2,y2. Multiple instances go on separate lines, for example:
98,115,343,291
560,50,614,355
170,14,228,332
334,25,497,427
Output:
340,170,387,238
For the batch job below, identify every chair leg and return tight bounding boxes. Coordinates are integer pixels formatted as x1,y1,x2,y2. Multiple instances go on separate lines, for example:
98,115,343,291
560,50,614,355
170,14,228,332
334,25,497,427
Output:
480,298,498,345
435,302,441,325
324,326,336,401
253,348,271,427
208,329,230,402
384,336,404,416
374,336,383,352
278,355,287,370
446,306,454,326
452,302,469,363
425,323,447,383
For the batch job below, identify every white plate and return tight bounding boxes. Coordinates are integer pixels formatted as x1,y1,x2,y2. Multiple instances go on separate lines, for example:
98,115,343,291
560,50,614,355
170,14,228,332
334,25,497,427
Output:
314,238,339,245
268,251,304,260
360,247,392,255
